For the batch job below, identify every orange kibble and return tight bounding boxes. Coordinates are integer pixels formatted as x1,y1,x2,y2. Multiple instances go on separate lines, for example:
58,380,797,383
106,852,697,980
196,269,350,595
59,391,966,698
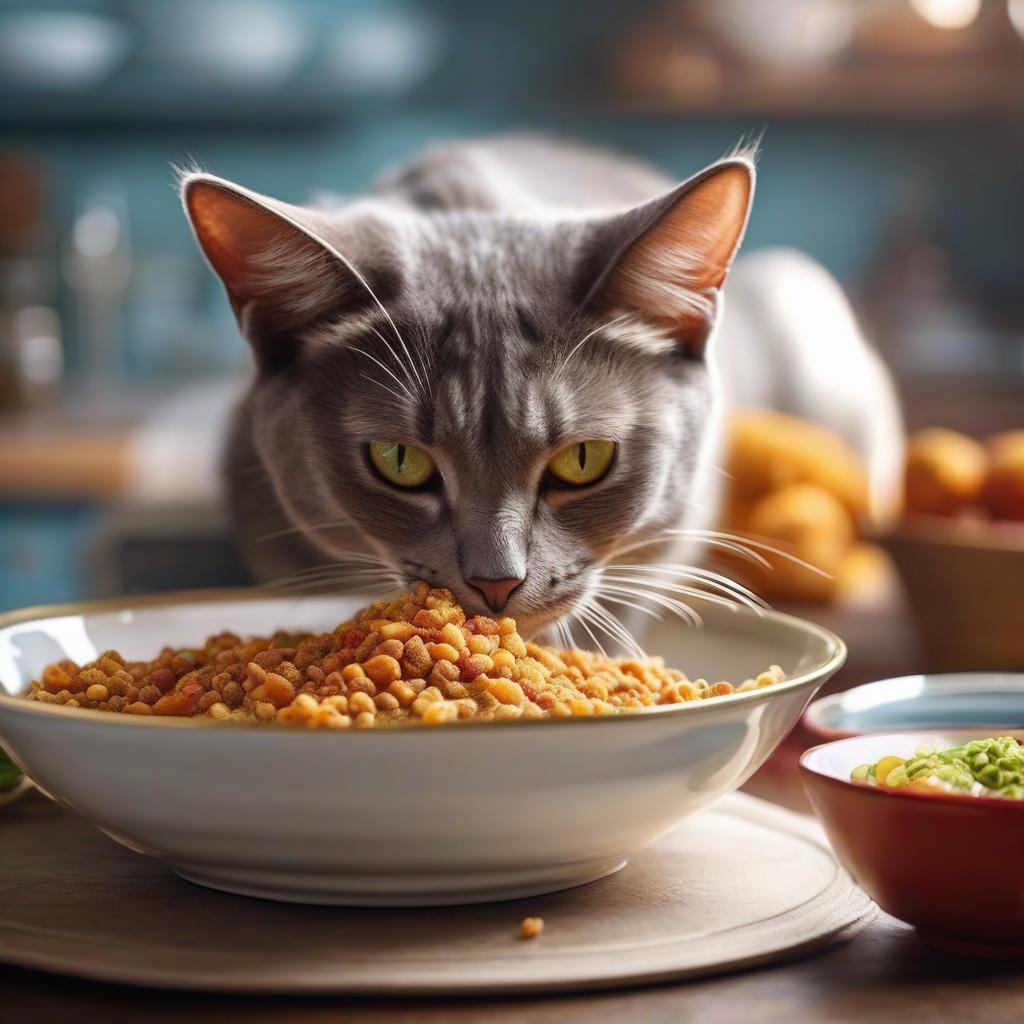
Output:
348,691,376,716
428,642,461,663
499,633,527,658
25,584,785,728
486,677,526,706
372,639,405,661
459,654,493,682
362,655,402,686
467,634,493,656
321,711,352,729
440,623,466,649
292,693,320,716
388,680,418,707
491,649,516,670
374,691,400,711
264,672,296,708
379,621,417,641
254,701,277,721
341,663,366,682
42,664,76,694
413,608,446,629
153,682,203,717
422,700,459,725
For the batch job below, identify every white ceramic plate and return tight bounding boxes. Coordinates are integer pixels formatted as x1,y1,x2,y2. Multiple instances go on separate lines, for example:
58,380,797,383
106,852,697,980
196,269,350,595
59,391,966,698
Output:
0,589,845,906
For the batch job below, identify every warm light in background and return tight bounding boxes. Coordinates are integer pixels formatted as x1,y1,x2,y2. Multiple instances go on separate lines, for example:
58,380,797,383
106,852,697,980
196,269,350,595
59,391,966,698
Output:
703,0,855,68
1008,0,1024,37
908,0,982,29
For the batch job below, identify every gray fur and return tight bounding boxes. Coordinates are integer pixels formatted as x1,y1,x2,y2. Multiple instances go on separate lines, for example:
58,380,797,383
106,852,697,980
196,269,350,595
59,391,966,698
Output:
182,137,755,637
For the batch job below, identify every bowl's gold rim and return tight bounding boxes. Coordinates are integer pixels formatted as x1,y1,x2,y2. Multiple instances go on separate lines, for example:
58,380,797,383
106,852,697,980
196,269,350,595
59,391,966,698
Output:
0,587,846,733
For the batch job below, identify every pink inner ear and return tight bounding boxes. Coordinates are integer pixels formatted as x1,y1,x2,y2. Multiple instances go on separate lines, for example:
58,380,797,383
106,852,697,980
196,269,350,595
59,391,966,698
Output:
186,182,294,305
602,162,754,347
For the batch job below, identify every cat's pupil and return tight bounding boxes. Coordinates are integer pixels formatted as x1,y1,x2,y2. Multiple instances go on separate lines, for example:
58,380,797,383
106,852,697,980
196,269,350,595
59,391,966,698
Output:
577,443,586,470
397,444,407,471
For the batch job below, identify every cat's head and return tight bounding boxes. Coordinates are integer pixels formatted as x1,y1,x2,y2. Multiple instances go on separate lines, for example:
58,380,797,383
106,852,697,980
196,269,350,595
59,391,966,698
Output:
181,152,754,637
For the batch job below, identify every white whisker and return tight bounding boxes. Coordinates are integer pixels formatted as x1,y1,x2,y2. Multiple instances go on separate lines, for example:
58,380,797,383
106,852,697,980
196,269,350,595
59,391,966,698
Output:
316,238,426,397
572,608,607,657
351,347,416,402
605,529,771,570
556,619,576,651
665,528,832,579
555,314,630,380
254,518,358,544
359,374,408,405
597,582,703,628
272,551,391,574
604,563,770,609
583,600,645,658
368,325,427,398
592,591,664,622
602,573,764,615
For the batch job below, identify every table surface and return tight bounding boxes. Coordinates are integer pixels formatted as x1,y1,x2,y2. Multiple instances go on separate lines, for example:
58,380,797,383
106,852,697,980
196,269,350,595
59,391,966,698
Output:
3,598,1022,1022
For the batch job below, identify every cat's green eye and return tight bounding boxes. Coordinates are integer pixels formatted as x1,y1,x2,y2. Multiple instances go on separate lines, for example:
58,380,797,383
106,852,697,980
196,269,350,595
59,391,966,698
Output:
547,440,616,487
369,441,436,488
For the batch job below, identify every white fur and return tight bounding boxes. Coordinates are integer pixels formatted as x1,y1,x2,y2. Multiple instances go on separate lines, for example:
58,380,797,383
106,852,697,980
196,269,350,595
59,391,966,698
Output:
714,247,904,525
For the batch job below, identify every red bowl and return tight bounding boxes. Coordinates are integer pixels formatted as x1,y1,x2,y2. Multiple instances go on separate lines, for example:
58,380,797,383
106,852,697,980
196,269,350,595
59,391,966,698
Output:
800,730,1024,958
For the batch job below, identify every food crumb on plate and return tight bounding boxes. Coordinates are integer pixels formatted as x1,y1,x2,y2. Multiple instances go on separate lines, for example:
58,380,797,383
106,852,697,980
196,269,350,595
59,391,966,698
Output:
520,916,544,939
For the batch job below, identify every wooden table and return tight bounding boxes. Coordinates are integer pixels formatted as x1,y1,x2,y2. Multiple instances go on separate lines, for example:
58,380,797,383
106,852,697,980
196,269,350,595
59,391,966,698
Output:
4,597,1021,1022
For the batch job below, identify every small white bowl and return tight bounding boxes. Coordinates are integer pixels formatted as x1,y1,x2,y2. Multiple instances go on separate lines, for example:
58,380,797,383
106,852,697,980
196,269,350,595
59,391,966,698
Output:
0,590,844,906
804,673,1024,741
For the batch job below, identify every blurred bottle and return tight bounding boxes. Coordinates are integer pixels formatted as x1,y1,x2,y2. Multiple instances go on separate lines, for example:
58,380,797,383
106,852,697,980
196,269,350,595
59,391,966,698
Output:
0,154,63,413
63,181,131,387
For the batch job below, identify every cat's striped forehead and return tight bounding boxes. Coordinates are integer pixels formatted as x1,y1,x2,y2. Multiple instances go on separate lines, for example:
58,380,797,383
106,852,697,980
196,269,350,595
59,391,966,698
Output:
315,302,676,478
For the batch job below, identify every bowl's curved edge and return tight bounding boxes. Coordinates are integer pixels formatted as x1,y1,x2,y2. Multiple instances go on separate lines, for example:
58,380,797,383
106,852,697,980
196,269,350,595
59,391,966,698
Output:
802,673,1024,741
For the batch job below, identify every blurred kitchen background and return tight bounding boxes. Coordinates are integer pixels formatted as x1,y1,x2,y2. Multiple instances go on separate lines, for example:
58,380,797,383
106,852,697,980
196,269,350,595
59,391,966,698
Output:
1,0,1023,653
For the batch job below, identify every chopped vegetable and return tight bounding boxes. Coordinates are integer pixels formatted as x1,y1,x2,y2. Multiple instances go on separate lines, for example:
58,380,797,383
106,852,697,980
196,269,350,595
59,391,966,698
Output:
0,748,22,792
852,737,1024,799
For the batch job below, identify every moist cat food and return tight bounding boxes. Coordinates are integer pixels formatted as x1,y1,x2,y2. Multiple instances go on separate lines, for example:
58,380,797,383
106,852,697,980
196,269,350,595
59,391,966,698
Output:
25,584,785,728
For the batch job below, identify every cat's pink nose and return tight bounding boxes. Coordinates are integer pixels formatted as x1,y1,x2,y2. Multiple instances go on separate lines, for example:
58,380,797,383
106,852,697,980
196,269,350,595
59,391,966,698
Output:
466,577,524,613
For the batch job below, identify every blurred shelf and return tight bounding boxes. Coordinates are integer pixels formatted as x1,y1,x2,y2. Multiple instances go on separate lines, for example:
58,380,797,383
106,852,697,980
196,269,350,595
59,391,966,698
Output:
0,388,151,502
0,426,130,502
611,62,1024,118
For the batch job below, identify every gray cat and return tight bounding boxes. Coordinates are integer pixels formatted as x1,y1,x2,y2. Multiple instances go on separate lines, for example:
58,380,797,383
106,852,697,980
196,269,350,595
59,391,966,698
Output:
181,136,901,642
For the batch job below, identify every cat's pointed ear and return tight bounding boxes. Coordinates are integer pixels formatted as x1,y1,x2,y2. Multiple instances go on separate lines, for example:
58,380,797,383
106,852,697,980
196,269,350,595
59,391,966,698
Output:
181,172,365,370
582,157,755,357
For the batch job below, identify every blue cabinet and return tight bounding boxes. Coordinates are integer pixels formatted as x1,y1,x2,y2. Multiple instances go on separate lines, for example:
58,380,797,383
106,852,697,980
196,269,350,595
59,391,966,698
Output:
0,505,99,612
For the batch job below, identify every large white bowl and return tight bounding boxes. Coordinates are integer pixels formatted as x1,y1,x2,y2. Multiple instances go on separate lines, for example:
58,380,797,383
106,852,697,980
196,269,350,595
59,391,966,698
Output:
0,590,844,906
